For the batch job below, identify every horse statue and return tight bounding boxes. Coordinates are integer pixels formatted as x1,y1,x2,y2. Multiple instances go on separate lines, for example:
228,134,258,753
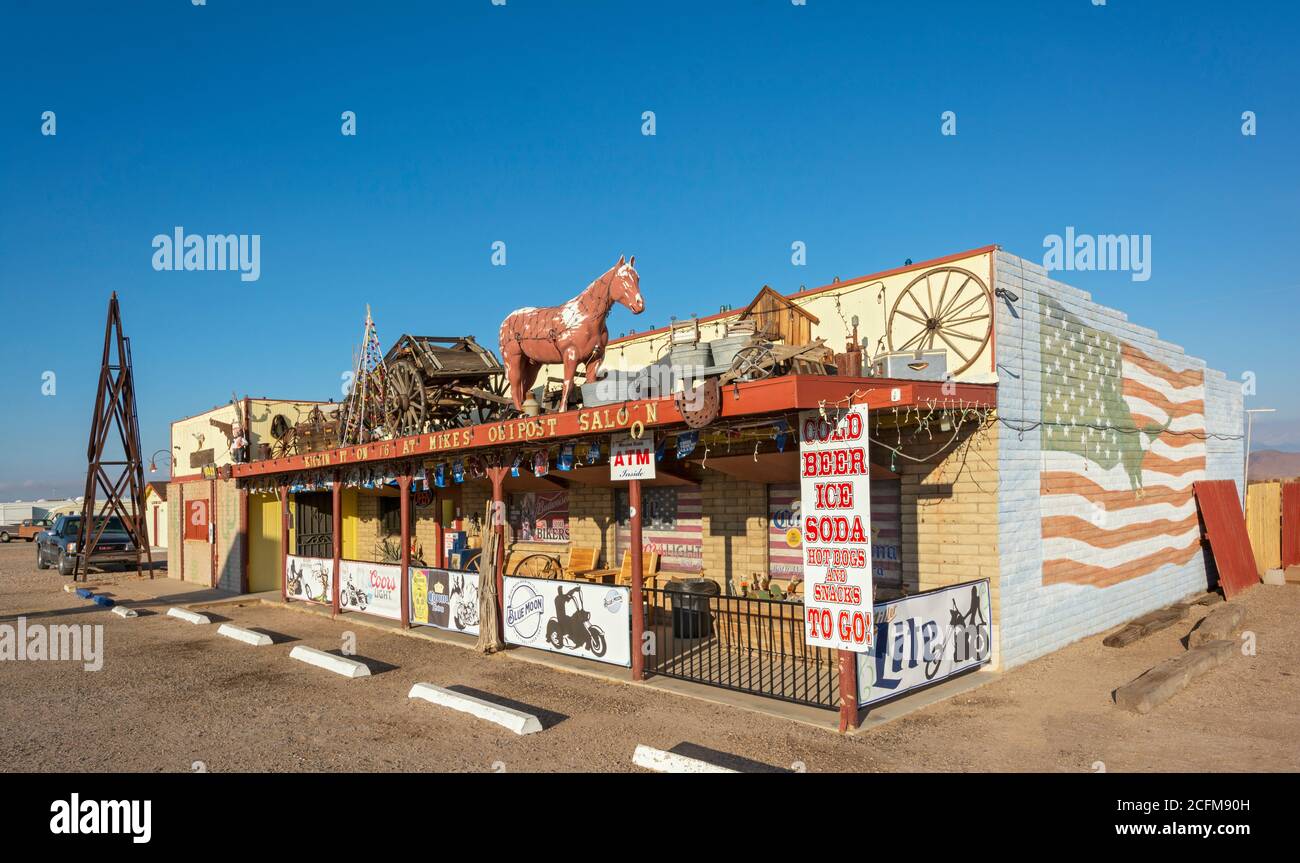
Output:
499,256,644,412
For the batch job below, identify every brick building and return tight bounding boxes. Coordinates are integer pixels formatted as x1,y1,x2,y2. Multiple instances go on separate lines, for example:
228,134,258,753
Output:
166,245,1244,719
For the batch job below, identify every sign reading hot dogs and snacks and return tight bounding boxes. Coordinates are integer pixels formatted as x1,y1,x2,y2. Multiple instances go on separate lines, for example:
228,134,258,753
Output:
799,406,873,652
337,560,402,621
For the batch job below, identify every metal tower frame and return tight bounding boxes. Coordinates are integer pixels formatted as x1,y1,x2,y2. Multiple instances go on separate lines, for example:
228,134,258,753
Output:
76,292,152,580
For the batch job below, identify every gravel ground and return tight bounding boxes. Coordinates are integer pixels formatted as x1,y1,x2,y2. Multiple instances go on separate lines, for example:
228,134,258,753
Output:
1,542,1296,772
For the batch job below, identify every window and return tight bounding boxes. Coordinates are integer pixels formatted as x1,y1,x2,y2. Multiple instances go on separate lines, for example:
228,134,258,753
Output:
379,496,403,536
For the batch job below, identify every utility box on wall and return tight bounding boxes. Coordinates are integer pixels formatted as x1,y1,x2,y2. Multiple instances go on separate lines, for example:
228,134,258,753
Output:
871,350,948,381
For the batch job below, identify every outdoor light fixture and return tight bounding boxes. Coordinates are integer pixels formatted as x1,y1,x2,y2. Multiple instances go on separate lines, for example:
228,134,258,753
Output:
995,286,1019,303
148,449,173,474
1243,407,1277,512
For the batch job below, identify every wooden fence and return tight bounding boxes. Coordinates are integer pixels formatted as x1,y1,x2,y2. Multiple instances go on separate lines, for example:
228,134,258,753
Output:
1246,481,1283,571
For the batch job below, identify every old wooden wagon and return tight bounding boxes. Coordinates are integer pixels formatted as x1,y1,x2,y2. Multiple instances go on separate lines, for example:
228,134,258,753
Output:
382,335,514,436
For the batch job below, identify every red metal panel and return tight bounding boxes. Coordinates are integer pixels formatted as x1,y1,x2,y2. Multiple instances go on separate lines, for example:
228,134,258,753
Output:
1282,482,1300,569
184,498,209,542
1193,480,1259,600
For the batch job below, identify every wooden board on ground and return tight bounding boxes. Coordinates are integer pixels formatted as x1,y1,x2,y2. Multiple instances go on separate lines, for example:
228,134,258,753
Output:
1193,480,1260,600
1103,604,1188,648
1114,640,1236,714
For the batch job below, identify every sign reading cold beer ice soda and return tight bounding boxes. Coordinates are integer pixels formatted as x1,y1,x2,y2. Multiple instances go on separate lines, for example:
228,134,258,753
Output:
799,406,873,652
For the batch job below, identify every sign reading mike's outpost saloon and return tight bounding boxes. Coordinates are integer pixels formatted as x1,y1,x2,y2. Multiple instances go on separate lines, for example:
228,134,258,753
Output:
799,405,873,653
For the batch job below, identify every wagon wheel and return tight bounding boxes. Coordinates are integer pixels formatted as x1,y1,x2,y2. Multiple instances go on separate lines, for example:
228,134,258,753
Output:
512,553,563,580
483,373,514,422
886,266,993,376
729,344,777,382
385,360,426,436
308,406,326,438
272,430,297,459
423,383,458,431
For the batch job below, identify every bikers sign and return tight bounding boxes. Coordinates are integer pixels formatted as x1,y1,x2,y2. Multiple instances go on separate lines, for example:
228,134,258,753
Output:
799,406,873,653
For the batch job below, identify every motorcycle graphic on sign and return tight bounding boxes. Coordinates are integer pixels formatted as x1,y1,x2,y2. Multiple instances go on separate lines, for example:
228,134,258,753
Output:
925,583,990,680
502,575,630,667
339,572,368,611
546,585,607,657
335,560,402,621
285,556,333,604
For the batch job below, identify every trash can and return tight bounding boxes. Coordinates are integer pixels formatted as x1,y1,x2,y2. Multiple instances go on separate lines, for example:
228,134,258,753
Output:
667,578,721,639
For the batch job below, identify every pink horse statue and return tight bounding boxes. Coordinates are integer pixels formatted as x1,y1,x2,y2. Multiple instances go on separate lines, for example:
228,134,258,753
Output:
499,256,644,412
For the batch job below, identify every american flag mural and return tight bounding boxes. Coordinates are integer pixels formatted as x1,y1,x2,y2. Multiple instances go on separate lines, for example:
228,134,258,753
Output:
1039,298,1206,588
616,485,703,573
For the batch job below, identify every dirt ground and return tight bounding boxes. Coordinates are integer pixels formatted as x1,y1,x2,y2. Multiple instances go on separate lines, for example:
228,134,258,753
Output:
0,542,1296,772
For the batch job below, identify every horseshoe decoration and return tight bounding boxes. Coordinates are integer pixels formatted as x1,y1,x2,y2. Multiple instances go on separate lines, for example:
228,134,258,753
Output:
674,378,721,429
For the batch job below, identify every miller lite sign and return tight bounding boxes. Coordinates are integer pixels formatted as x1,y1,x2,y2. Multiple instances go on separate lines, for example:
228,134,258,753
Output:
799,405,873,652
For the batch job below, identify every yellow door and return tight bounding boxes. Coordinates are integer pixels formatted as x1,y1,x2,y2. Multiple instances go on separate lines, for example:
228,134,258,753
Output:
248,493,282,593
342,488,359,559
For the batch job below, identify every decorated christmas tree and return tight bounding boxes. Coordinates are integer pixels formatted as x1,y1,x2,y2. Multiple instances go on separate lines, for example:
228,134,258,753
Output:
338,305,388,445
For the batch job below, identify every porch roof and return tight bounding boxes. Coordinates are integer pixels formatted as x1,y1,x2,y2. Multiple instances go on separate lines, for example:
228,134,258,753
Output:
231,374,997,480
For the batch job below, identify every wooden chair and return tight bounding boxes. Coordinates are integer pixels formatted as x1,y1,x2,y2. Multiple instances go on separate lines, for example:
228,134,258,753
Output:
575,550,659,586
563,546,599,580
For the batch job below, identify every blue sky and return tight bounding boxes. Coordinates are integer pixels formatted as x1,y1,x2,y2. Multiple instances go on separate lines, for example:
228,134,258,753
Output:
2,0,1297,499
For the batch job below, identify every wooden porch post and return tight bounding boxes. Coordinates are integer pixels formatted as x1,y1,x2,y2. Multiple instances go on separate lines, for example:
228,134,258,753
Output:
399,473,412,629
838,650,859,732
331,473,341,618
488,466,508,643
433,493,445,569
278,483,289,602
629,478,645,682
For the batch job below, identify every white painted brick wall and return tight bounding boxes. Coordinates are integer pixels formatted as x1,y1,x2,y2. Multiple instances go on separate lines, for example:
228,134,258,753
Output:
993,251,1243,669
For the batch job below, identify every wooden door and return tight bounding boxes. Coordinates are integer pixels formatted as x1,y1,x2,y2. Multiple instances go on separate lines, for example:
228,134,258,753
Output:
1283,482,1300,569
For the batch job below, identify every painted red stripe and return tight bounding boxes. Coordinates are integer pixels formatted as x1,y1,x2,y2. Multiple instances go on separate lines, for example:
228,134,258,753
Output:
1122,379,1204,421
1040,475,1195,510
1042,512,1199,548
1043,541,1201,588
1121,344,1204,390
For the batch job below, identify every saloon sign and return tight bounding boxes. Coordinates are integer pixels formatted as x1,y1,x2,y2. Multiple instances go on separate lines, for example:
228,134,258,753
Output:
799,406,873,652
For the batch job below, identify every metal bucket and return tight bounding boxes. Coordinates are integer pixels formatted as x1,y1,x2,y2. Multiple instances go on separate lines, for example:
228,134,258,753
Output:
706,334,752,369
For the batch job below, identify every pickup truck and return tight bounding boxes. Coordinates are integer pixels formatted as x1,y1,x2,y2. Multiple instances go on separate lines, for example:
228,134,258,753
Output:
35,514,139,576
1,518,52,543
